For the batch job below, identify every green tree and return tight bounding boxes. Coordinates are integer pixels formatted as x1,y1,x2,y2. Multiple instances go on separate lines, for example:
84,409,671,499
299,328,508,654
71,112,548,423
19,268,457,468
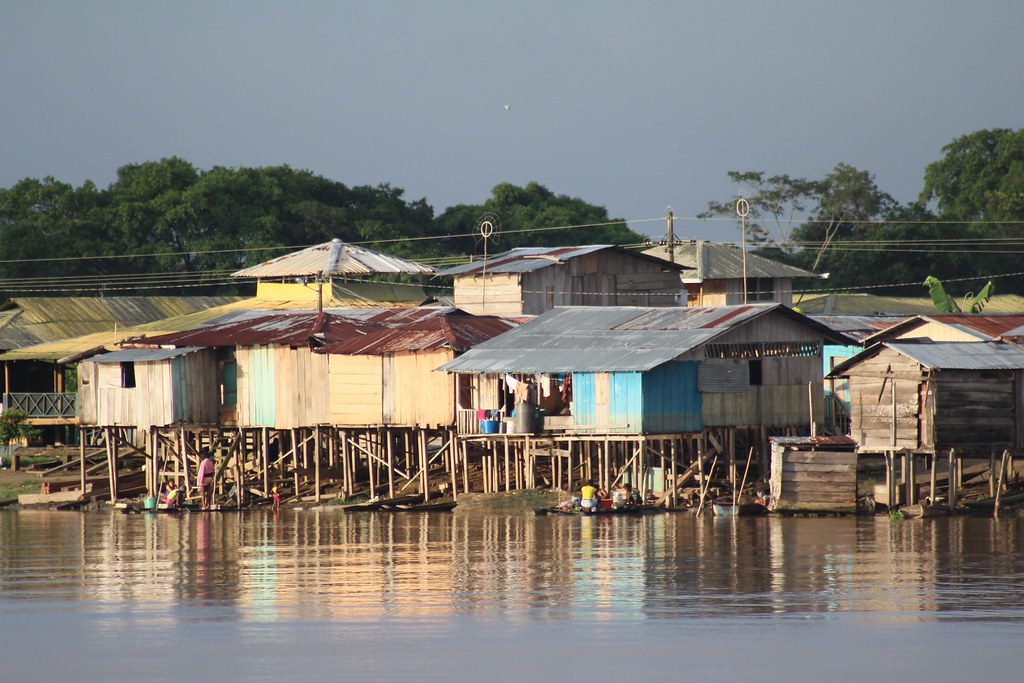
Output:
0,409,40,472
698,171,820,248
433,181,643,258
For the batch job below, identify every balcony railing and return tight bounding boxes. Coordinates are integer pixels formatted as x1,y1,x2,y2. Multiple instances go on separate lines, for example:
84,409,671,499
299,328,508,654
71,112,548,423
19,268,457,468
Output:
3,392,78,420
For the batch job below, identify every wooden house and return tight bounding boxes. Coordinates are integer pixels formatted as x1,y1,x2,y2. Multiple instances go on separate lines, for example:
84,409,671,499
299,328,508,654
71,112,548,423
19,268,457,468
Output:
315,310,515,428
437,245,688,317
138,312,373,430
829,340,1024,456
643,241,823,307
77,346,219,432
439,304,854,436
860,313,1024,345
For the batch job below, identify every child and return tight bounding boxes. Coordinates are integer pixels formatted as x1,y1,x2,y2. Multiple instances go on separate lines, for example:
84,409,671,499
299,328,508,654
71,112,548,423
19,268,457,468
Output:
162,481,179,507
272,485,281,511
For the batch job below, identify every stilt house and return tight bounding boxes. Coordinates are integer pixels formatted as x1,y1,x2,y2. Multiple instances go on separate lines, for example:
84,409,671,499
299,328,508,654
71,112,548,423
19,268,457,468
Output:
437,245,688,317
439,304,854,436
829,340,1024,456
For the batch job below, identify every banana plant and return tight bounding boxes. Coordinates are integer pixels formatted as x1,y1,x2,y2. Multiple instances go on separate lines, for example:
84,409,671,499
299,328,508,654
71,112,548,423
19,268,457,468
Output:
923,276,995,313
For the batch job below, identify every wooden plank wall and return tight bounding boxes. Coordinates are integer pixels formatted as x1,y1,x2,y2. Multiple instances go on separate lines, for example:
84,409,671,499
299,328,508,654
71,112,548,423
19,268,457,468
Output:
932,370,1017,452
846,348,922,452
271,347,328,429
329,354,383,425
454,273,523,316
383,350,455,427
770,447,858,513
237,346,276,427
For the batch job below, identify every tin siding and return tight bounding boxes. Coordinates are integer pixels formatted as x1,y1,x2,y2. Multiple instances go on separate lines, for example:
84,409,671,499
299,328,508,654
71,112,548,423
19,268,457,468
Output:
642,361,702,433
247,346,277,427
609,372,643,433
572,372,597,427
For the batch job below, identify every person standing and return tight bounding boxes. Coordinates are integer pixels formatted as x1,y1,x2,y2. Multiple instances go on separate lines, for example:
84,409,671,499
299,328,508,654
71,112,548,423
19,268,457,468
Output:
196,450,215,510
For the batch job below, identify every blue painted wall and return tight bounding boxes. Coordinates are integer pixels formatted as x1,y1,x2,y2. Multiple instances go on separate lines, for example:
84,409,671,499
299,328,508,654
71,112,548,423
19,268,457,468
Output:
571,361,703,434
641,361,702,433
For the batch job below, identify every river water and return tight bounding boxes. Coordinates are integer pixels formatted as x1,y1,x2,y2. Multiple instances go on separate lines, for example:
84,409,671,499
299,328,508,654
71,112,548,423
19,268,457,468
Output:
2,509,1023,682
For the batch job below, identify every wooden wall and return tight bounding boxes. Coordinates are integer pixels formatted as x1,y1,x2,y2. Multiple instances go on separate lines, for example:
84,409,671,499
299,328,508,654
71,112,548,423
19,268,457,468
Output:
690,278,794,307
846,347,923,452
932,370,1019,453
453,250,682,316
329,354,383,426
237,345,328,429
453,273,523,316
770,445,858,513
382,350,456,427
78,350,218,431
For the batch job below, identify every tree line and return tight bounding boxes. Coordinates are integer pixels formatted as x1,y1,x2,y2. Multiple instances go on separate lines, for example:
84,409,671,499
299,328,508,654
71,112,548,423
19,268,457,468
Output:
0,159,640,294
2,128,1023,299
699,128,1024,297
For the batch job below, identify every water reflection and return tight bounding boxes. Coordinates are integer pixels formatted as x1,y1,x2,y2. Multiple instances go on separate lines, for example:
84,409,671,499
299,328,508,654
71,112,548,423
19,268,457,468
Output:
3,510,1024,625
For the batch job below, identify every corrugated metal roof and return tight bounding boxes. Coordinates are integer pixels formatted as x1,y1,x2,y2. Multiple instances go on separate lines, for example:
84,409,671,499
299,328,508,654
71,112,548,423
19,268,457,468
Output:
0,296,239,351
233,239,433,278
436,245,687,277
884,341,1024,370
809,314,908,343
832,341,1024,376
317,314,515,355
88,347,206,363
861,313,1024,345
643,241,822,280
138,312,375,348
436,304,793,373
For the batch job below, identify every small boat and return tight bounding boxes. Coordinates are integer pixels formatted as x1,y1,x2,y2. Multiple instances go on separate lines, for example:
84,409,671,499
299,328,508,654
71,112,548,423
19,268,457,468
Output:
534,505,650,517
712,500,768,517
393,500,457,512
900,503,946,518
342,494,420,511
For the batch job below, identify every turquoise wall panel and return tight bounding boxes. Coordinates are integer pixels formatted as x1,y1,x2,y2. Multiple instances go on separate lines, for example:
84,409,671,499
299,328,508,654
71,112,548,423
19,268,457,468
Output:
249,346,276,426
609,372,643,432
641,361,702,433
572,372,597,427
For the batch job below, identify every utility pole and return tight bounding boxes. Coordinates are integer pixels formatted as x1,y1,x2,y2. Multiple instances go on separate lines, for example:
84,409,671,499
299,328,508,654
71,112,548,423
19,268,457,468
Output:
666,210,675,263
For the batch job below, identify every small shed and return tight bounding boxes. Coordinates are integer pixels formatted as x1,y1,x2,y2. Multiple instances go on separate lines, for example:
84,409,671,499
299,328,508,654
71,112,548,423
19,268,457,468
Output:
78,347,219,431
829,340,1024,456
437,245,688,317
769,436,859,514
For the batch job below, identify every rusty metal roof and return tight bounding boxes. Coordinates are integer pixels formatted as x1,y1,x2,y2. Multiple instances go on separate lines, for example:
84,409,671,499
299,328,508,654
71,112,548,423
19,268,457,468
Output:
317,313,515,355
233,239,433,278
860,313,1024,346
136,312,376,348
809,314,908,343
437,245,687,276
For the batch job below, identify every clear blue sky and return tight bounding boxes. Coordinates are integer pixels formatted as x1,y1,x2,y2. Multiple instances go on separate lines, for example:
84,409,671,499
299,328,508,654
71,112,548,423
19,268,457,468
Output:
2,1,1023,242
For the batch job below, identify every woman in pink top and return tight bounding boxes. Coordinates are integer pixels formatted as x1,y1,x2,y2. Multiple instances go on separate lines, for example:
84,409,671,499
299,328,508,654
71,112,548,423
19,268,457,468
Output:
196,451,215,510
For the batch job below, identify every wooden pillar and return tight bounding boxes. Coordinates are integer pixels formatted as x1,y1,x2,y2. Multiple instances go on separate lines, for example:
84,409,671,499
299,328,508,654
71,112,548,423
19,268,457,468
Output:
418,429,429,502
504,436,511,492
79,428,87,496
947,449,957,512
450,437,459,501
386,428,395,499
670,438,678,508
314,426,322,504
929,452,937,504
461,438,470,494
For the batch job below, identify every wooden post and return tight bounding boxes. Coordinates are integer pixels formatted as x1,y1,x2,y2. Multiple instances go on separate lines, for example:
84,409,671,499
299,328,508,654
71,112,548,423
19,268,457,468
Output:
449,437,459,501
504,436,511,492
990,449,997,498
995,449,1009,518
929,452,937,504
314,426,322,504
386,429,395,500
947,449,957,512
79,429,87,496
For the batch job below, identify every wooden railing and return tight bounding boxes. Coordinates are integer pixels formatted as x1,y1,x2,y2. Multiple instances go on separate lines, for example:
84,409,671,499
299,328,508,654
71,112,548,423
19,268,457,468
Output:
3,392,78,419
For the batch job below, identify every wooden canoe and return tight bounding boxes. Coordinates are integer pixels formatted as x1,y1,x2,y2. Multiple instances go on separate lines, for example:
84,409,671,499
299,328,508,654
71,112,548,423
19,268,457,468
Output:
712,501,768,517
901,503,946,518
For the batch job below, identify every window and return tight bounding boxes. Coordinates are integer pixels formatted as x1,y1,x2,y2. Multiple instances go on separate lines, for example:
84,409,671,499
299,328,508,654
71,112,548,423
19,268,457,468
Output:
748,278,776,302
120,362,136,388
748,359,763,386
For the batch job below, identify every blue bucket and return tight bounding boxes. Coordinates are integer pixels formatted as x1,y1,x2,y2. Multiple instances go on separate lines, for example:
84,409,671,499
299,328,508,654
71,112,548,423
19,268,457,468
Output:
480,419,499,434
